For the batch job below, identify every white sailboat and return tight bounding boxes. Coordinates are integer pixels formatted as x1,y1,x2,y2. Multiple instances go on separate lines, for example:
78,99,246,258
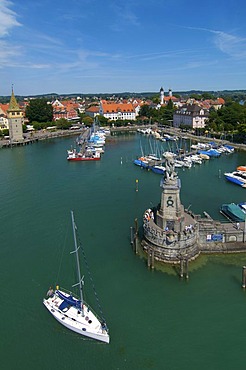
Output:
43,211,110,344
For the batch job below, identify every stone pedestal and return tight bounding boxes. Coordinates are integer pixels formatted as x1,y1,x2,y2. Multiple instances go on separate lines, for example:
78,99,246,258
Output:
156,177,185,233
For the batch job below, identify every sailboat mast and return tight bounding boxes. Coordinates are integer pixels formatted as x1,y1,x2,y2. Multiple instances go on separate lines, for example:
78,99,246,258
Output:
71,211,84,307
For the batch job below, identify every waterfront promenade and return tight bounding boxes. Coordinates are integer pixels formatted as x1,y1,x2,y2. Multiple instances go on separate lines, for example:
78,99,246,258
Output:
1,124,245,151
0,128,85,148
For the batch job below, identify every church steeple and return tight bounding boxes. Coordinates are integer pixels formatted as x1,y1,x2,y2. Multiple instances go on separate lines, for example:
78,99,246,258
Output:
7,85,21,112
7,86,24,142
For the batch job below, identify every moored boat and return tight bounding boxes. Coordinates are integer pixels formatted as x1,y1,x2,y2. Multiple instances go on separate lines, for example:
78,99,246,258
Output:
151,165,166,175
174,159,184,168
199,153,210,160
67,149,101,161
133,157,149,168
198,149,221,157
224,171,246,188
239,202,246,213
220,203,246,222
237,165,246,172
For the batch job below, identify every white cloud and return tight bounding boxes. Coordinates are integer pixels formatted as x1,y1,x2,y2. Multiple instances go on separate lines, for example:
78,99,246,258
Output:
0,40,21,66
110,1,140,31
0,0,21,37
212,30,246,59
185,26,246,59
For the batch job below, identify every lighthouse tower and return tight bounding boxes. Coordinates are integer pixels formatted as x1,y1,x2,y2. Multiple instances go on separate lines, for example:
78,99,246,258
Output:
7,87,24,142
156,154,185,232
160,87,164,105
141,153,200,264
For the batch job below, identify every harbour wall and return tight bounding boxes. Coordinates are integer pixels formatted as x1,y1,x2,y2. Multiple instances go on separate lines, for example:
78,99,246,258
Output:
135,211,246,266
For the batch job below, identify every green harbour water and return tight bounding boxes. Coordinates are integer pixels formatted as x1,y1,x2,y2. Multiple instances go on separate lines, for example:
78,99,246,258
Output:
1,133,246,369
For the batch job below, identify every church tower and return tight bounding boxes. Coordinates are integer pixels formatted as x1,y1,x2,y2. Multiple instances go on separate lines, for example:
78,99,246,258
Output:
7,87,24,142
160,87,164,105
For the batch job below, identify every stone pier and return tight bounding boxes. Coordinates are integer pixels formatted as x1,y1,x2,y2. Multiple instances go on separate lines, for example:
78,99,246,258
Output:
139,153,246,265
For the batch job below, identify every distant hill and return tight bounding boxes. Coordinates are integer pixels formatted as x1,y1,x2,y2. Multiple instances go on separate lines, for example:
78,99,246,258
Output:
1,90,246,102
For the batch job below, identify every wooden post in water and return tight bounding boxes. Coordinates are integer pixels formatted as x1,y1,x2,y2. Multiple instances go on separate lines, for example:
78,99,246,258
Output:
180,259,184,278
147,247,151,269
151,249,155,269
185,259,189,279
134,218,139,254
134,218,138,237
242,266,246,288
130,226,133,245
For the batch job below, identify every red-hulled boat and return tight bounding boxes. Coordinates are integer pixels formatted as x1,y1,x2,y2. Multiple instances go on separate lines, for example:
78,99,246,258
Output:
237,165,246,172
67,149,101,161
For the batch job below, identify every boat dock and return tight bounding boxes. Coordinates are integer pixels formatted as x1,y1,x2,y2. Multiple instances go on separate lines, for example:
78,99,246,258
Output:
0,129,82,149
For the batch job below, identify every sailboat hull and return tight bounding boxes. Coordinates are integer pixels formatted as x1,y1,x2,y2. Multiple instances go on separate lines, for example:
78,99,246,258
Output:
43,290,109,344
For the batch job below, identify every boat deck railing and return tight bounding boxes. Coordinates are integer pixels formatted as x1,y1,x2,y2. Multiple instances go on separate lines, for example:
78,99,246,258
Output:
56,286,107,327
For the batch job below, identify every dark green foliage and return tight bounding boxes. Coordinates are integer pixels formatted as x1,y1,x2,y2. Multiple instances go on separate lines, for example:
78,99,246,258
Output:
25,98,53,123
96,115,108,126
55,118,71,130
82,116,94,126
32,121,49,130
138,102,176,125
206,102,246,133
0,129,9,137
139,104,152,118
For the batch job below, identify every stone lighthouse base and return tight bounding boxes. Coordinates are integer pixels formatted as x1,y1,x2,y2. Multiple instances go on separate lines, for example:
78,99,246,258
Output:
142,209,200,264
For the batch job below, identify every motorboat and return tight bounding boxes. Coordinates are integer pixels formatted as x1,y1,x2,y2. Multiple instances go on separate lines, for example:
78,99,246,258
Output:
237,165,246,172
151,165,166,175
198,149,221,157
190,154,203,164
133,156,150,168
174,160,184,168
220,203,246,222
224,171,246,187
199,153,210,160
67,149,101,161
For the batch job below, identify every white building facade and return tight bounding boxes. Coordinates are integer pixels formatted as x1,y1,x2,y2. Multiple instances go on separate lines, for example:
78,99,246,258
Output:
99,102,136,121
173,104,209,129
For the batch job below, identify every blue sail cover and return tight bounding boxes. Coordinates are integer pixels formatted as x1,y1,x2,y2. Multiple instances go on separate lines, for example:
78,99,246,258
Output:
57,290,82,309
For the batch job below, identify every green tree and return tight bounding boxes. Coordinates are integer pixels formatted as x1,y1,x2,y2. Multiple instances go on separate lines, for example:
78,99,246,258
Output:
32,121,46,130
139,104,152,118
55,118,71,130
190,93,202,100
25,98,53,123
201,92,215,100
96,115,109,126
82,116,94,126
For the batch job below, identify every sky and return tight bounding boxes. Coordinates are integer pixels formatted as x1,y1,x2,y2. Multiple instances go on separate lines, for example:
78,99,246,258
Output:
0,0,246,96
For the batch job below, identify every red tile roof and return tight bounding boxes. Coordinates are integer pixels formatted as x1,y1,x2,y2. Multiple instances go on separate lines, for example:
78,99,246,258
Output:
0,104,9,115
86,106,100,113
101,102,134,113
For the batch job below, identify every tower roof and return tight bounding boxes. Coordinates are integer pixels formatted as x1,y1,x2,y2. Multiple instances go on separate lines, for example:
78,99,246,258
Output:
7,88,21,112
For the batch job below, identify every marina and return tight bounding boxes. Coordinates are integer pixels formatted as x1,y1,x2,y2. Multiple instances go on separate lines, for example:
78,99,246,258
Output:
1,132,246,369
